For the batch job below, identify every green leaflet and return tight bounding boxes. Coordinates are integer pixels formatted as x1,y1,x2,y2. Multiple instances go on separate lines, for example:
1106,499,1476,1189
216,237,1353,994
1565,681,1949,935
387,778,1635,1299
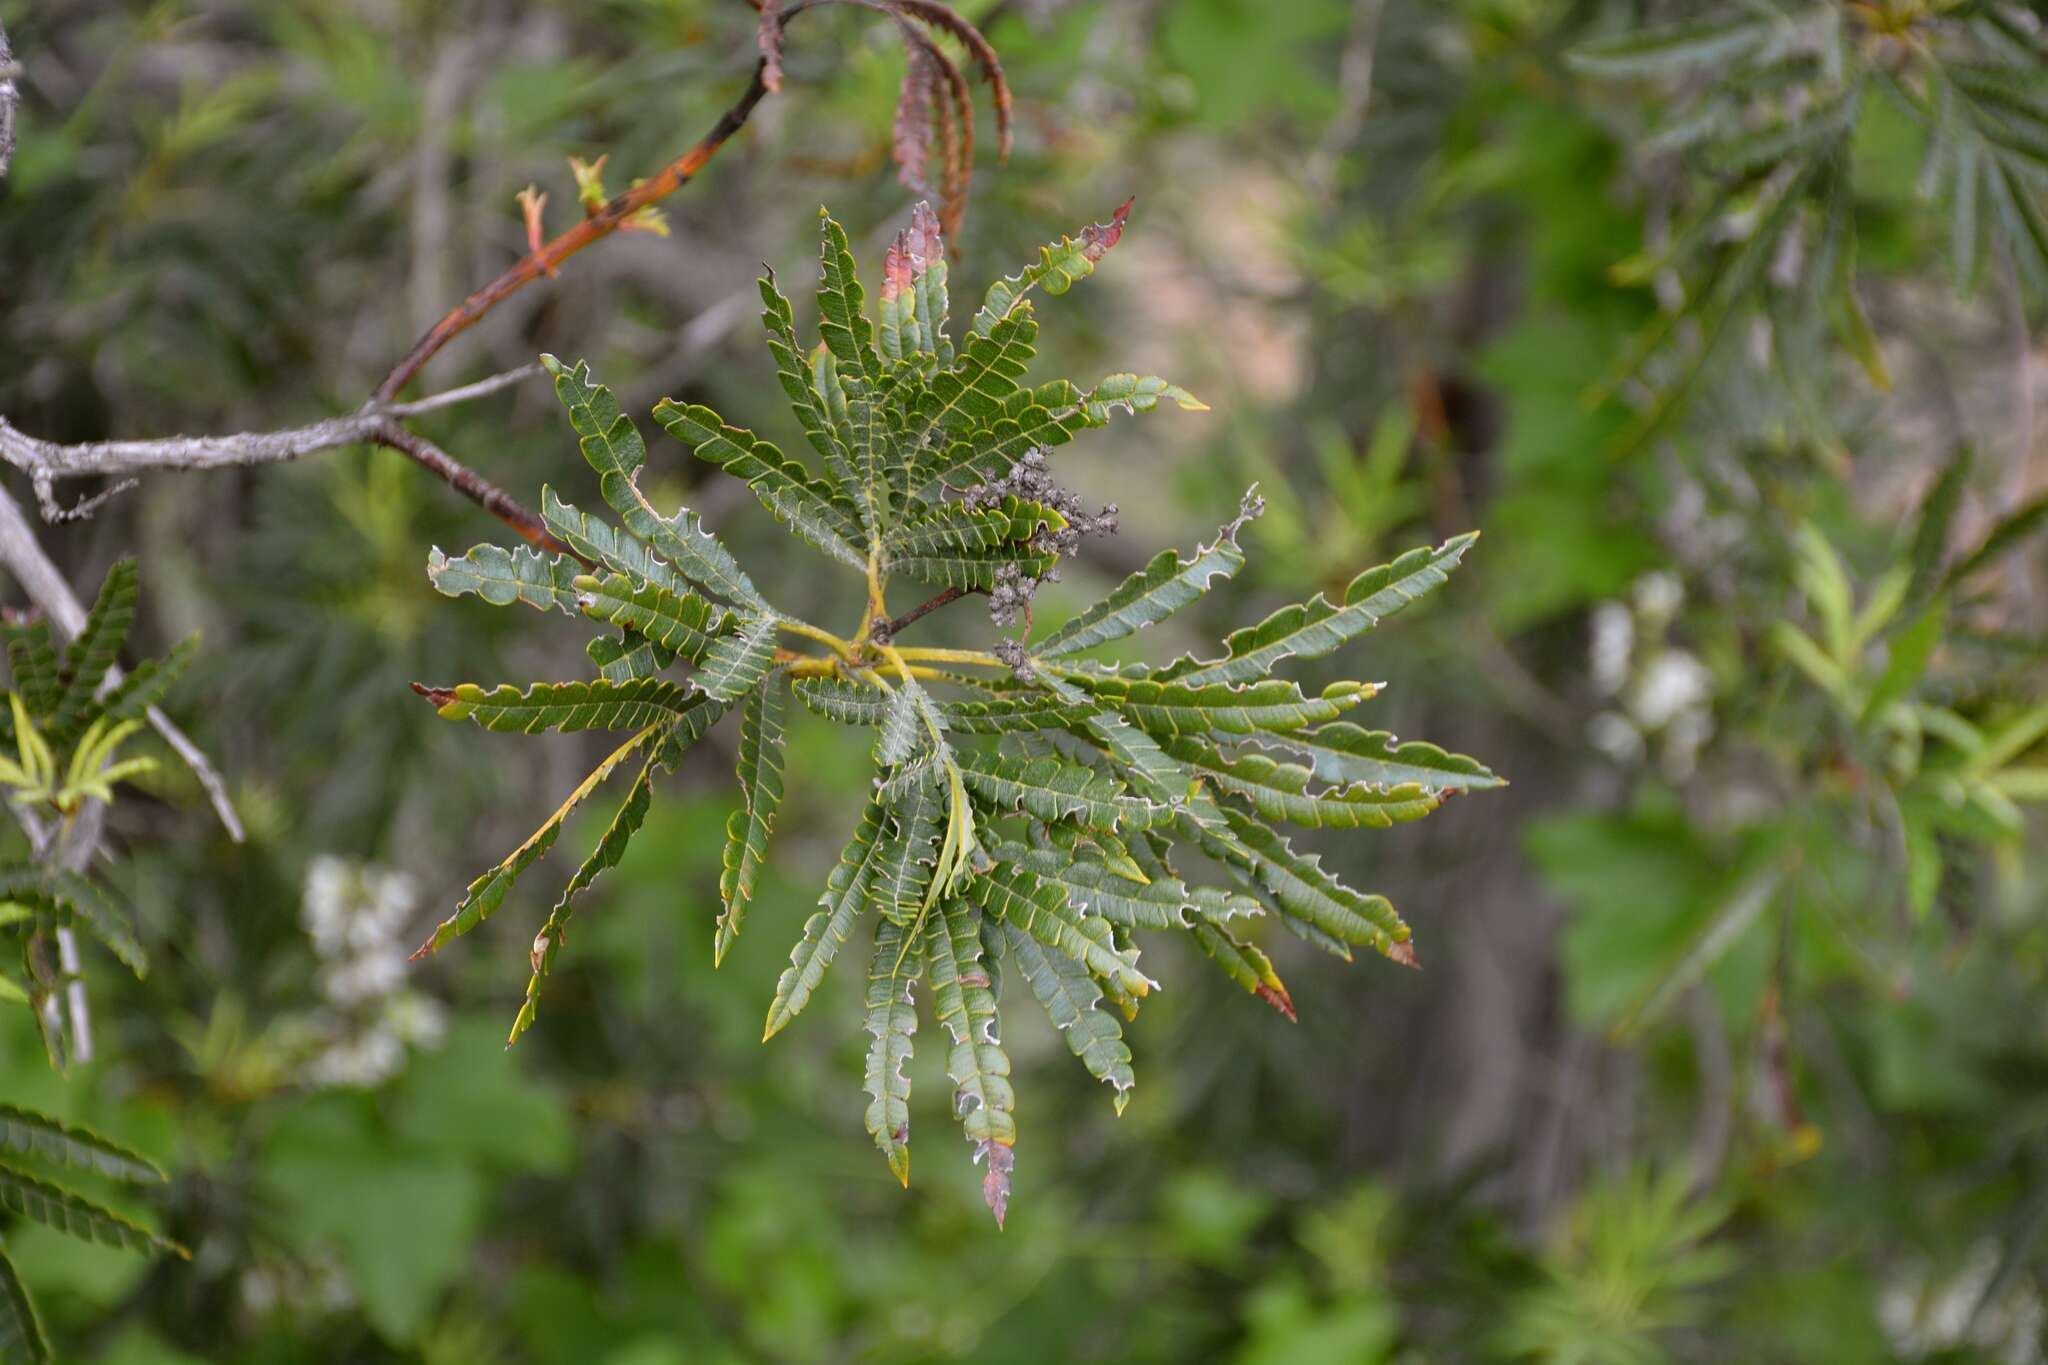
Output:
1052,672,1374,737
766,798,886,1038
588,633,676,683
717,678,789,966
862,915,923,1185
840,375,891,540
510,745,661,1045
1249,723,1503,794
1160,735,1444,830
654,400,866,569
49,559,137,746
429,543,584,615
0,869,146,979
1035,488,1260,659
1160,532,1478,686
883,497,1062,563
910,306,1039,448
575,574,728,663
540,487,692,600
877,686,923,766
818,209,883,385
954,750,1171,831
874,784,944,922
1005,920,1134,1112
0,1161,184,1258
891,541,1058,591
695,614,780,702
759,268,853,479
1072,372,1208,423
965,861,1152,998
3,621,60,717
992,841,1197,930
543,356,767,609
927,897,1017,1226
413,724,663,956
0,1106,166,1184
421,679,707,734
0,1240,48,1365
1201,809,1412,963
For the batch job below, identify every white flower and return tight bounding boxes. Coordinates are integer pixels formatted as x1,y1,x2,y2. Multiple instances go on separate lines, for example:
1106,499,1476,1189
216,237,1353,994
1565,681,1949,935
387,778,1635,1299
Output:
1590,602,1635,697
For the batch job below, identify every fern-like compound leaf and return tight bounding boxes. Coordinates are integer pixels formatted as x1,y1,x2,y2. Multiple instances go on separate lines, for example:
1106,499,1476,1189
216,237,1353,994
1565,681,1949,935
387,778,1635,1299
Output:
574,574,728,663
970,198,1133,338
927,897,1016,1225
1248,722,1503,793
1053,673,1374,737
654,400,867,569
539,487,692,599
0,1106,166,1184
818,210,884,386
1161,736,1444,830
717,677,789,966
49,559,138,746
695,613,781,702
955,750,1171,831
965,861,1152,999
415,678,709,735
0,1239,49,1365
862,915,923,1185
759,268,855,480
2,622,60,718
0,868,146,979
1201,810,1412,964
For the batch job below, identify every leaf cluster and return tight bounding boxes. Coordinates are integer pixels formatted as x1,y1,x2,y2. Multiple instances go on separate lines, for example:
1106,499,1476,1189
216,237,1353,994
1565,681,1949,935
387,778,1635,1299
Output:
421,201,1499,1223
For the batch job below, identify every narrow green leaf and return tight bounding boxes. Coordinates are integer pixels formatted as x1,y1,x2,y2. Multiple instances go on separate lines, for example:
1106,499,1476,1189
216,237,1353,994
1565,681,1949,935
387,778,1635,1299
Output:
760,268,856,483
0,1106,165,1184
1161,735,1444,830
95,636,195,727
1190,917,1296,1021
575,575,728,663
419,678,707,734
510,746,661,1045
965,861,1152,998
1053,672,1374,736
879,202,952,368
588,633,677,684
50,560,138,745
0,1160,183,1258
1161,532,1478,686
0,869,146,980
875,784,944,922
695,614,780,702
954,750,1172,831
428,543,584,615
1251,723,1503,793
1198,811,1413,963
766,798,886,1038
818,210,883,385
3,622,60,719
1035,488,1260,659
717,678,789,966
862,916,923,1185
927,898,1016,1225
653,400,867,569
970,198,1133,338
1004,921,1134,1112
0,1240,50,1365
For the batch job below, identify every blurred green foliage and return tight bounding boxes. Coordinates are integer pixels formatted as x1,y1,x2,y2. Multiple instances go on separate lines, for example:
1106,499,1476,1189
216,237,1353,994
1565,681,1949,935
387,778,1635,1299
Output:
2,0,2044,1361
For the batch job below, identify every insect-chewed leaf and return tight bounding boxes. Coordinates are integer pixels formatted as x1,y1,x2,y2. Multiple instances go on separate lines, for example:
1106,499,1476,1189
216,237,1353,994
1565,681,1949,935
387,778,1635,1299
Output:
1190,917,1295,1021
653,400,867,569
1249,723,1503,793
1160,532,1478,686
510,745,661,1045
695,614,780,702
875,784,944,922
954,750,1171,831
50,559,138,745
1036,488,1260,659
970,198,1134,338
0,1240,49,1365
1161,736,1443,830
1055,672,1373,737
3,621,61,719
588,633,676,684
0,1162,184,1258
877,686,923,767
416,678,706,734
575,575,727,663
911,306,1038,444
1074,373,1209,422
862,915,923,1185
0,1107,165,1184
992,841,1199,930
543,357,767,609
540,488,693,600
926,898,1016,1225
965,861,1152,998
1004,920,1133,1112
429,544,584,616
0,869,146,979
414,724,663,957
765,798,887,1039
818,210,883,385
795,678,1082,735
717,678,789,967
1200,810,1412,963
880,201,953,368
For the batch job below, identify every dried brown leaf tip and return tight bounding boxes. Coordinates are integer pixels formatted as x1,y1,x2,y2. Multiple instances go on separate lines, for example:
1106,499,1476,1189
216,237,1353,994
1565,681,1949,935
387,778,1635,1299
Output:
882,201,945,303
1255,982,1299,1023
1081,197,1134,264
409,682,456,708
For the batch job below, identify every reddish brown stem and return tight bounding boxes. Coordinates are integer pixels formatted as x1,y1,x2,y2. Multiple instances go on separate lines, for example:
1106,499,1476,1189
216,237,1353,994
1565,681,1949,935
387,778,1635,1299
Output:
374,60,774,403
885,585,976,637
372,421,581,560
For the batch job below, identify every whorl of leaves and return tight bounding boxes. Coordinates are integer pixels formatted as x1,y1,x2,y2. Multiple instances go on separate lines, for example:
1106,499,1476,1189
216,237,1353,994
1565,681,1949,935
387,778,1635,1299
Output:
418,199,1497,1224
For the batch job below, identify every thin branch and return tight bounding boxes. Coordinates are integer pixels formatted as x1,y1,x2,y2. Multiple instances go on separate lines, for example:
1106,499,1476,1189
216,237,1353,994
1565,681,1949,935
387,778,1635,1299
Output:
369,421,573,557
885,586,977,637
385,362,540,417
1306,0,1385,198
0,20,17,180
0,484,245,841
373,57,775,401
